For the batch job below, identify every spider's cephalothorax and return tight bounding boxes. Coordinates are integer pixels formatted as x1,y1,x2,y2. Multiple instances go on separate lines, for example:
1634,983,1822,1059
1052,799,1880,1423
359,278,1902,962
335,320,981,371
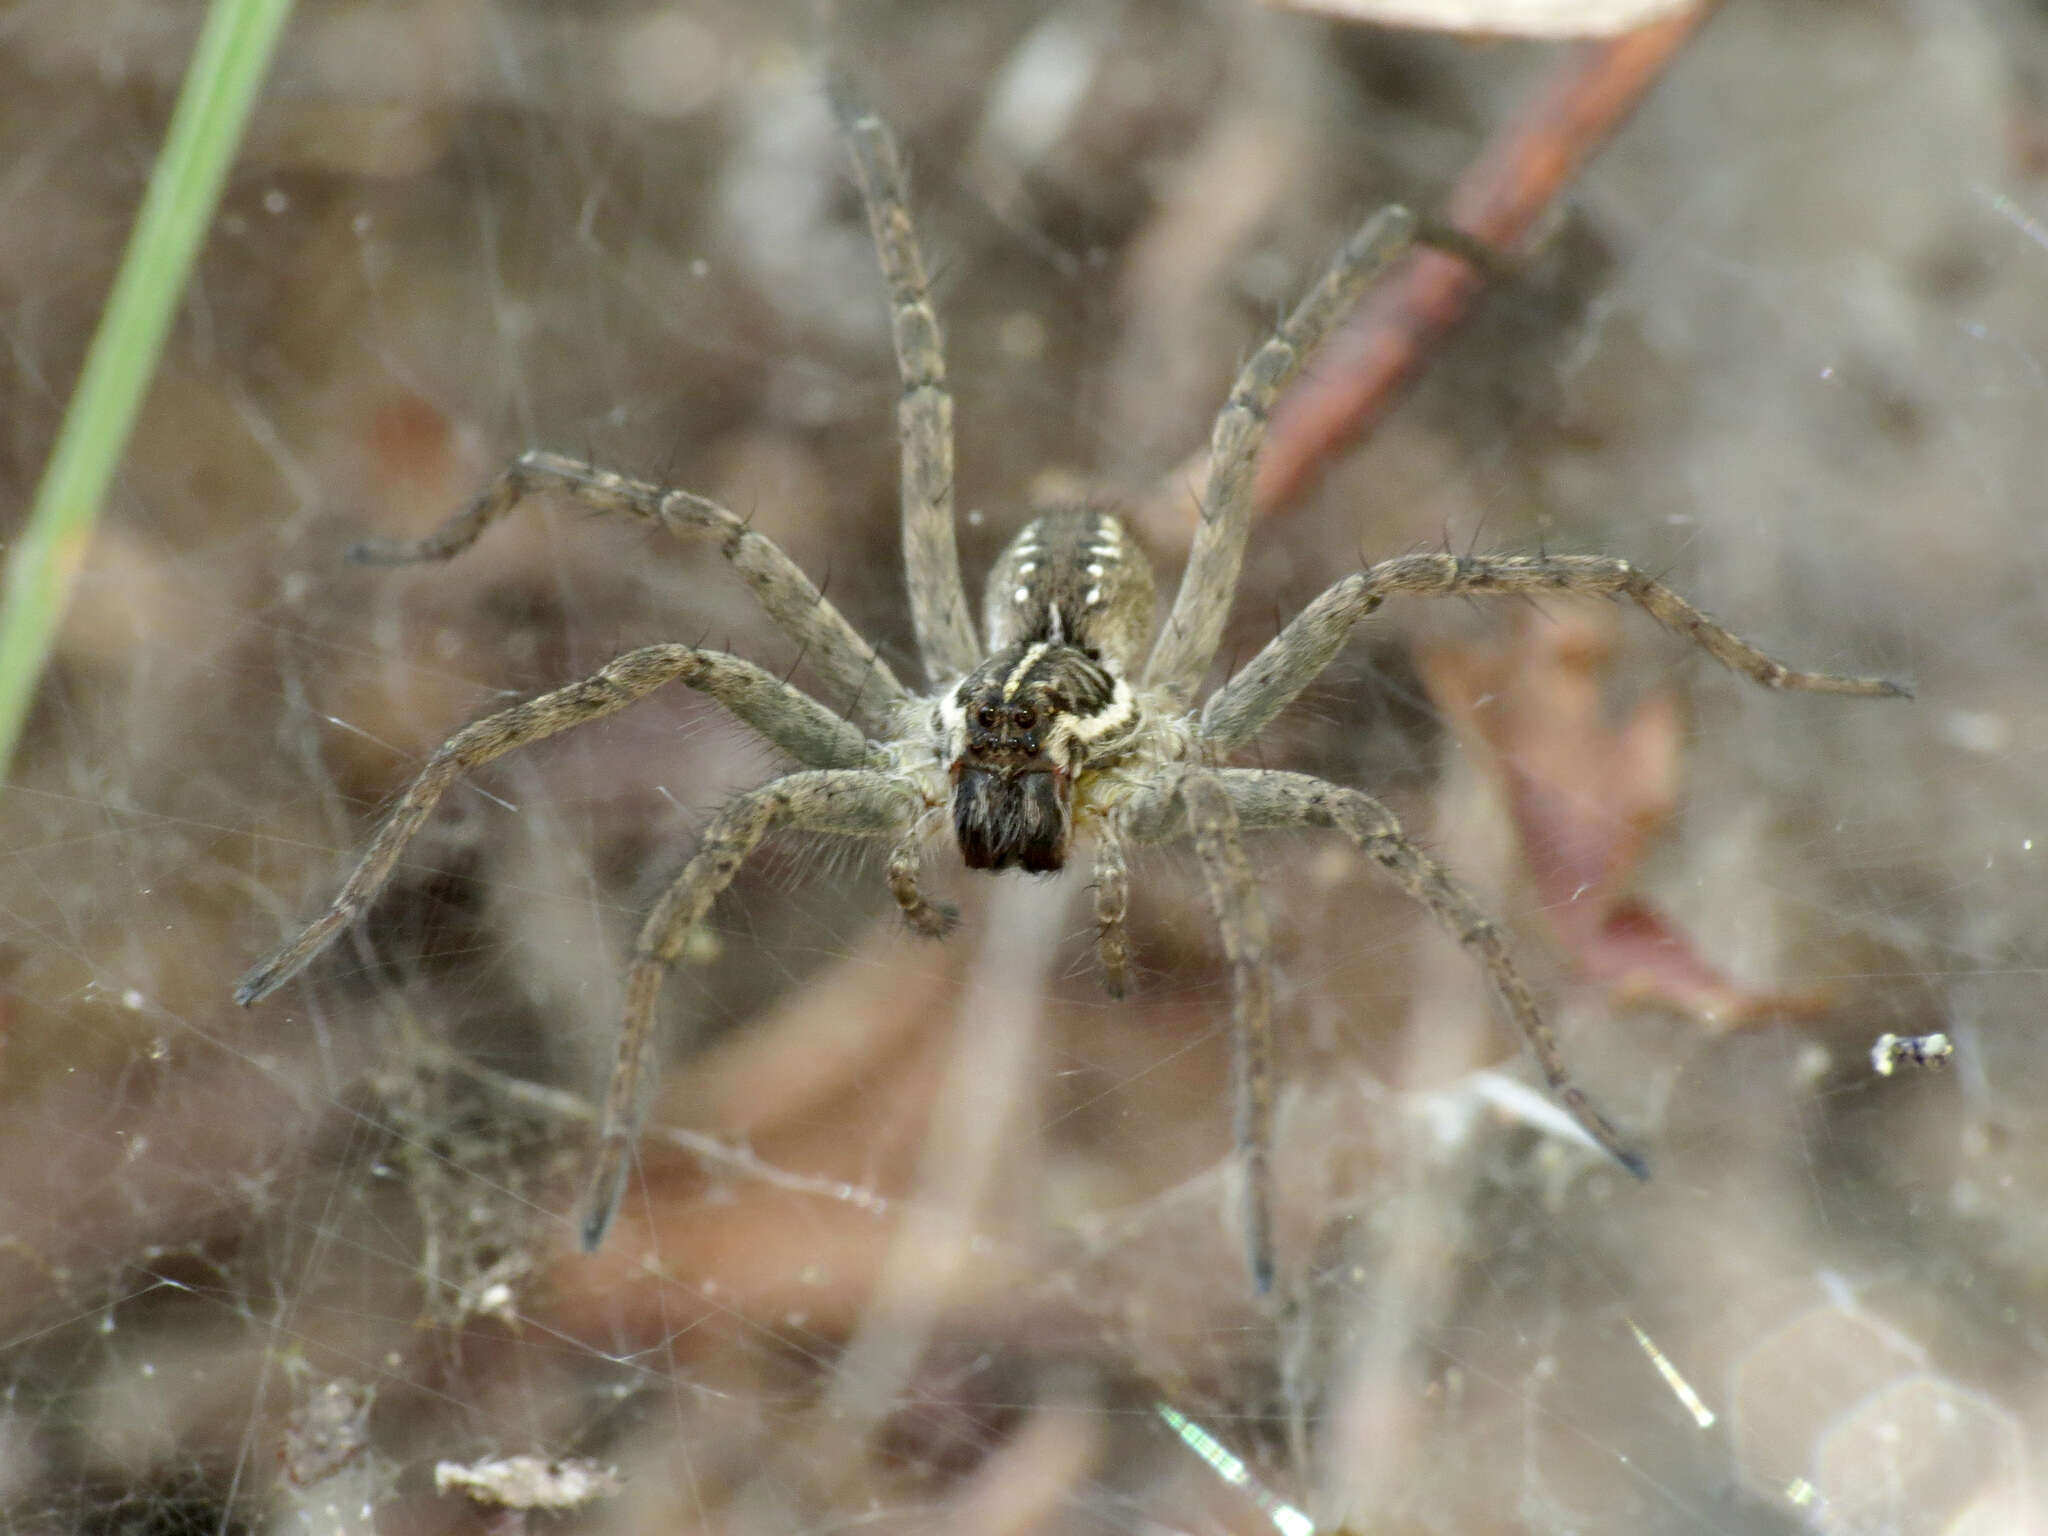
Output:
946,505,1154,873
235,90,1905,1292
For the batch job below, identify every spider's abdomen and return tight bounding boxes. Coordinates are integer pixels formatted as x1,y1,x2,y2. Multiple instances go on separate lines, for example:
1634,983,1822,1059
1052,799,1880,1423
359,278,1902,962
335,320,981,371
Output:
982,504,1155,673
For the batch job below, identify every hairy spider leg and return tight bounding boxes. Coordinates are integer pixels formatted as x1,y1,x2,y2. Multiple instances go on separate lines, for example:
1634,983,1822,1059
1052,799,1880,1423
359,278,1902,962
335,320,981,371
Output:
582,770,924,1250
1178,771,1280,1294
352,449,909,736
1215,768,1650,1178
888,804,961,938
833,87,980,685
1091,823,1132,1000
235,647,871,1007
1145,205,1416,703
1200,550,1908,753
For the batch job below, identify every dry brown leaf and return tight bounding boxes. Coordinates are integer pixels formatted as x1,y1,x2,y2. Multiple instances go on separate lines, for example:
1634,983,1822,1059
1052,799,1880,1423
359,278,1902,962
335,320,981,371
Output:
1419,601,1830,1027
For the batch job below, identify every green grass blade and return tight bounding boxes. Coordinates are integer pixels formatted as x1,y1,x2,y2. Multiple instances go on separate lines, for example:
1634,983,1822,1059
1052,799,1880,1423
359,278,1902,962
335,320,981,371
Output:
0,0,297,786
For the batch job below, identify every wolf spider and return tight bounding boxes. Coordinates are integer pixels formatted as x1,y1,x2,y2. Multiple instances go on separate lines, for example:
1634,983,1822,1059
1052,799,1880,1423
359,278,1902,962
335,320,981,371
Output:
237,91,1904,1292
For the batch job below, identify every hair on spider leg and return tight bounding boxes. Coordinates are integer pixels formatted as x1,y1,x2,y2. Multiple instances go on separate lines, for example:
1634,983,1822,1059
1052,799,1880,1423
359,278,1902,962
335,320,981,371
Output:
830,651,883,730
780,636,816,690
916,234,963,306
655,427,688,495
813,562,841,618
1458,499,1507,564
802,566,879,720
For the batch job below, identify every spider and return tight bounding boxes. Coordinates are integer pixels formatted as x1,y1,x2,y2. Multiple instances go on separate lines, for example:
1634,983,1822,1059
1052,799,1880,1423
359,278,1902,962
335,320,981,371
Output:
236,92,1905,1294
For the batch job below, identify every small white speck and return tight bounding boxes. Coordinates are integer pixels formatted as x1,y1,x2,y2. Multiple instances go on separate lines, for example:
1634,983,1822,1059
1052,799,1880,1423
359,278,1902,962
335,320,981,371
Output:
262,188,289,215
351,211,373,236
966,508,985,527
121,988,145,1011
1017,561,1036,576
1086,563,1103,577
1014,586,1030,604
477,1281,515,1316
689,257,709,277
1085,586,1102,605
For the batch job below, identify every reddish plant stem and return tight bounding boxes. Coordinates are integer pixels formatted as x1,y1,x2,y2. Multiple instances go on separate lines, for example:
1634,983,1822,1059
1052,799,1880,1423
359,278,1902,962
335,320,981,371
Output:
1254,3,1717,517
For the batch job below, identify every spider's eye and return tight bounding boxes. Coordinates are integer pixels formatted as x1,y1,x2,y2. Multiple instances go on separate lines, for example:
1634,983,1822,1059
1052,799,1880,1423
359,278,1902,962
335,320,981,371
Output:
975,705,998,729
1009,706,1036,731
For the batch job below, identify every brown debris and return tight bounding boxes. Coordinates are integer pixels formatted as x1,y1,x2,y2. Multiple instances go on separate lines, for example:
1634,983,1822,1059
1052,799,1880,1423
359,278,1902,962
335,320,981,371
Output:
1256,6,1717,519
1419,599,1831,1025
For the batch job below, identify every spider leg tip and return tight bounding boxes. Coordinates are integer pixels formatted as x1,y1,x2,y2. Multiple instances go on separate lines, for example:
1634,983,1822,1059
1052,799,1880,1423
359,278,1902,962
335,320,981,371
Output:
580,1145,630,1253
347,534,436,567
1821,673,1911,700
896,894,959,939
1615,1146,1652,1181
232,965,278,1008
